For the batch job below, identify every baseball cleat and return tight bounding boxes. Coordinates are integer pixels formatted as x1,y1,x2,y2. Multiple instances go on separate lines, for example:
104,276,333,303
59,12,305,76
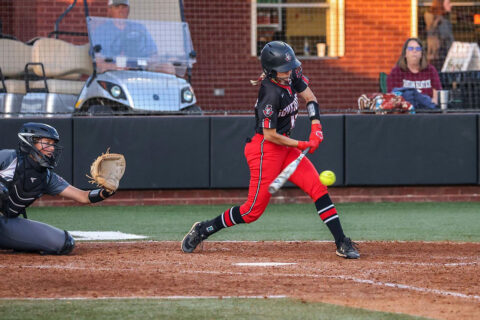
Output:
336,237,360,259
181,222,206,253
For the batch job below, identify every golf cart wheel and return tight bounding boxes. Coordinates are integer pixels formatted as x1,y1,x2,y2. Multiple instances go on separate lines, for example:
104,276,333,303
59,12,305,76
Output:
87,105,114,115
183,104,202,115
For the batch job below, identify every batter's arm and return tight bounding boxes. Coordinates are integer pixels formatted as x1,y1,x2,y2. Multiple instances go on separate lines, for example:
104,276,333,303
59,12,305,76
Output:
298,86,316,103
298,88,320,125
263,128,301,147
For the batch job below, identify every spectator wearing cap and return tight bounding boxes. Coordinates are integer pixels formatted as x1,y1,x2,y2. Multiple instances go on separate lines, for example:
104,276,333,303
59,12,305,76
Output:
92,0,175,74
108,0,130,19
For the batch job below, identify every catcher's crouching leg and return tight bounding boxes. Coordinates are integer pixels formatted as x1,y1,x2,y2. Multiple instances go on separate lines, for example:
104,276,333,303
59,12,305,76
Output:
57,230,75,255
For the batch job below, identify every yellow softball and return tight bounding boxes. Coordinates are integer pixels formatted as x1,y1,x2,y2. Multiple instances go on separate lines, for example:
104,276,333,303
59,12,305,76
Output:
319,170,336,186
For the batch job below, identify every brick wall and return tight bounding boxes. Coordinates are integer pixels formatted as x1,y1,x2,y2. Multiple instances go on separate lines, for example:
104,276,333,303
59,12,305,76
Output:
0,0,105,44
182,0,413,112
1,0,413,111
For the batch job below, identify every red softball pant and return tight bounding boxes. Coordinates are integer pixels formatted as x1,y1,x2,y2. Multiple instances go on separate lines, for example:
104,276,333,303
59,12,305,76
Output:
239,133,328,223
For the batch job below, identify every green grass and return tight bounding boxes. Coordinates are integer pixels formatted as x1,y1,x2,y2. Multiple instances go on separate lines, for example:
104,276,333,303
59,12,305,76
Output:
27,202,480,242
0,298,432,320
5,202,477,319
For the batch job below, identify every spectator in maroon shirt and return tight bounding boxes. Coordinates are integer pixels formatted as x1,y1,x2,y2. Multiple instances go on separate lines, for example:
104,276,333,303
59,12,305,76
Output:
387,38,442,105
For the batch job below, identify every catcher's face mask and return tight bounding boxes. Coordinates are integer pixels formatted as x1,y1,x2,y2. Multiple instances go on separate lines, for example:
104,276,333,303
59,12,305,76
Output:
19,134,63,169
30,137,63,169
18,122,63,169
34,138,63,166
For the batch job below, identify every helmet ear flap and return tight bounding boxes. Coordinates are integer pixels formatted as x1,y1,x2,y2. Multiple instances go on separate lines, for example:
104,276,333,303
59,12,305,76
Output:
264,69,277,79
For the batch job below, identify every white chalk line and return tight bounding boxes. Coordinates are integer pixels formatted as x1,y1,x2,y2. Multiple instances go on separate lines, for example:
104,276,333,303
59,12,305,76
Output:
178,270,480,302
1,256,476,271
376,261,479,267
0,295,287,301
0,264,135,272
234,262,296,267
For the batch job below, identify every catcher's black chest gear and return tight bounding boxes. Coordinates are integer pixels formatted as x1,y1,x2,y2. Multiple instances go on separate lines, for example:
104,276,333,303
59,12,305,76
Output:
255,68,309,135
1,153,49,218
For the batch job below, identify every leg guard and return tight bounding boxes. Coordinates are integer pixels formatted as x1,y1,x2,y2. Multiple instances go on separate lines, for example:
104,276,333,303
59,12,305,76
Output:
57,230,75,255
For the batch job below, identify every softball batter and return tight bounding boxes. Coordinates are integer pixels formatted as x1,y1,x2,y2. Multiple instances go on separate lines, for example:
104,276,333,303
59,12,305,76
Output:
182,41,359,259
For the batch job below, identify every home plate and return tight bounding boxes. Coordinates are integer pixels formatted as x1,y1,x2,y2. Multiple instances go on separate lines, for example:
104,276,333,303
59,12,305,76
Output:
234,262,297,267
69,231,148,241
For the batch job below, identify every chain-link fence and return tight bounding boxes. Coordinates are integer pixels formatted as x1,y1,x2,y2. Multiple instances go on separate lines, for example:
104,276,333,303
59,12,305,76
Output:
1,0,480,117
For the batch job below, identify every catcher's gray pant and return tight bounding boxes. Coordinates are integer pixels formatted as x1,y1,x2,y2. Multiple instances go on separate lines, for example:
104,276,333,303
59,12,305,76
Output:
0,216,74,254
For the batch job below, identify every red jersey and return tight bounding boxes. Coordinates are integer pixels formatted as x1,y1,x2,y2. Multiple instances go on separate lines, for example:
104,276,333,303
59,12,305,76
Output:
255,68,309,135
386,64,442,98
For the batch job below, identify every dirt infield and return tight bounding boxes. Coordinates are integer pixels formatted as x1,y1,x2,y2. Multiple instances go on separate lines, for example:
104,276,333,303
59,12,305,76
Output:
1,241,478,320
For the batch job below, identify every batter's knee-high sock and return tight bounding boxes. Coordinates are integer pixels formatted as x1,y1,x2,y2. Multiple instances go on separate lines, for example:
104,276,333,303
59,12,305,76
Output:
200,206,245,237
315,194,346,245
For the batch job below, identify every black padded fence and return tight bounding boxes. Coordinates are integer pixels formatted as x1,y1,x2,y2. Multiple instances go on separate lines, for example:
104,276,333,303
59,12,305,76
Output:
72,116,210,189
0,114,478,189
345,114,477,185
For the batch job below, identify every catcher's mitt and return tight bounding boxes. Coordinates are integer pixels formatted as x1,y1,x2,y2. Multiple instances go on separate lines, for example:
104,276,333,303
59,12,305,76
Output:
87,149,126,192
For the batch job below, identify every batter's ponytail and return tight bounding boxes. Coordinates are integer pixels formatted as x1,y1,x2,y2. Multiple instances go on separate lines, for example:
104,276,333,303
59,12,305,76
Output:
250,73,265,86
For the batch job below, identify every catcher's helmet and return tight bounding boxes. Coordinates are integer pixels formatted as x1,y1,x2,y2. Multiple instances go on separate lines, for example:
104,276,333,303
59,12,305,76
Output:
18,122,63,169
260,41,301,78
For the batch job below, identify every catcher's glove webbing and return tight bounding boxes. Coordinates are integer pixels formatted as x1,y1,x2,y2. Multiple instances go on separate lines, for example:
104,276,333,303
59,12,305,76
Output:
87,149,126,193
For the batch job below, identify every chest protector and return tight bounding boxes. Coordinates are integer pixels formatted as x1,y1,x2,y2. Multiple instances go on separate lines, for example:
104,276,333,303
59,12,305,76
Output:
1,153,49,218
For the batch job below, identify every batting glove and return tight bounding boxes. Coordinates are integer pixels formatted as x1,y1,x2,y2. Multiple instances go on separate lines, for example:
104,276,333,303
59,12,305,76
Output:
297,140,318,154
308,123,323,153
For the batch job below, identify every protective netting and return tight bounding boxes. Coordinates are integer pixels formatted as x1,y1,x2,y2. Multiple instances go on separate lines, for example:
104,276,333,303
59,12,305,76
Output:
1,0,480,116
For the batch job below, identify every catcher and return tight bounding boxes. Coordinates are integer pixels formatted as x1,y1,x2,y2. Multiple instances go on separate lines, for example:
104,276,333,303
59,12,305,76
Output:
0,122,125,255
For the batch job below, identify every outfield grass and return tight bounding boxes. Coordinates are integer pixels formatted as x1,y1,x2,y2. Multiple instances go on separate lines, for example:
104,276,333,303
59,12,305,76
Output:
0,298,432,320
3,202,477,320
27,202,480,242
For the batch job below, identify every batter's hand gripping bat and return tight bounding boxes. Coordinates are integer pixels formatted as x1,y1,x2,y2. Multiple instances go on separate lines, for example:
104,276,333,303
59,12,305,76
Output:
268,147,310,194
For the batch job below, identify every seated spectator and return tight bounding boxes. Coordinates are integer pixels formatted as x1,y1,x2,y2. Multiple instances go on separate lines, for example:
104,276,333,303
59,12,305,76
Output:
93,0,175,74
387,38,442,107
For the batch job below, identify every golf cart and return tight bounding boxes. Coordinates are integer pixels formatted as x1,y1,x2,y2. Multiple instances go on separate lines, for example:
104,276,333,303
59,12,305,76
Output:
75,16,199,115
0,0,200,117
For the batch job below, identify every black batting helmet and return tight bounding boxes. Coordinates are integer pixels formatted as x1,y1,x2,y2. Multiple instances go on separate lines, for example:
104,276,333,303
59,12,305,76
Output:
18,122,63,168
260,41,301,78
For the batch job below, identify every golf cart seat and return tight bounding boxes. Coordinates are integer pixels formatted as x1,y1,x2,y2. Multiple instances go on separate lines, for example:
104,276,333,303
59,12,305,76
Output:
0,39,32,115
21,38,92,115
32,38,93,87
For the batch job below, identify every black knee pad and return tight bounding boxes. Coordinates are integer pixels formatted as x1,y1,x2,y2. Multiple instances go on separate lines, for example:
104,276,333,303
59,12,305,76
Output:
58,230,75,255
